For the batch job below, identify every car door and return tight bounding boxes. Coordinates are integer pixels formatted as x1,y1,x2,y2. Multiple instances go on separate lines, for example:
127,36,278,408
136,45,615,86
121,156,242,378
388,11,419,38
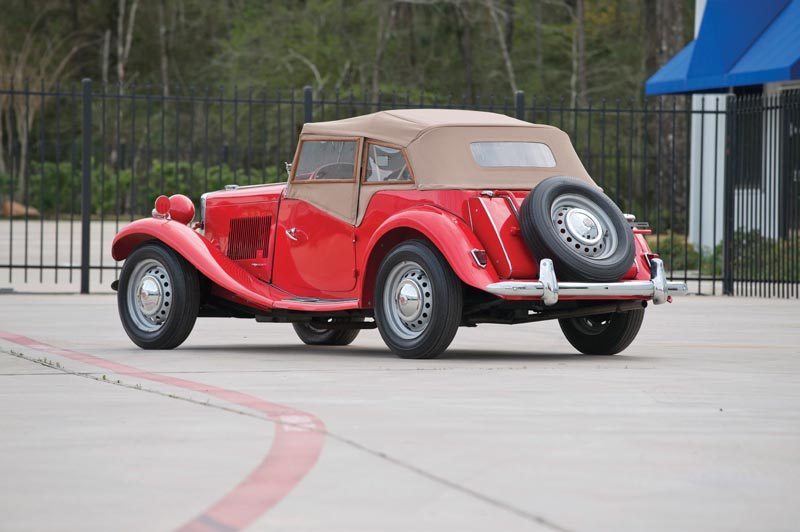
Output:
271,137,361,296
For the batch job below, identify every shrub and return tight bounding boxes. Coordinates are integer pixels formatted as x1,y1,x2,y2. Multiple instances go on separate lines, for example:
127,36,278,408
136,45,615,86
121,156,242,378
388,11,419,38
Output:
645,232,723,276
0,159,284,218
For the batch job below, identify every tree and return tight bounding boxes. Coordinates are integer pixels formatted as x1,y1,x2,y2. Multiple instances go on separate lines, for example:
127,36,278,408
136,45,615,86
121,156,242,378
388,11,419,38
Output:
645,0,690,222
0,6,83,192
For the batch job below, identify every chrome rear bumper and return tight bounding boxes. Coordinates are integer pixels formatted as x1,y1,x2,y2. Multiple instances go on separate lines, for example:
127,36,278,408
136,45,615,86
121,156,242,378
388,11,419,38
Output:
485,258,688,306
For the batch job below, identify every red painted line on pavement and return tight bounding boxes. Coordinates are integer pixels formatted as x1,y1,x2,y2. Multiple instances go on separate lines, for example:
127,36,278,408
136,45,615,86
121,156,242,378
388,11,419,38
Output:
0,332,326,532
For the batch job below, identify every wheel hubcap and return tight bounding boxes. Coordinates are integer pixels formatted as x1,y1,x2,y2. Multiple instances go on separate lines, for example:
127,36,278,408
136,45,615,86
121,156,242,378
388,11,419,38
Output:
565,208,603,246
126,259,173,332
383,261,432,340
137,276,163,317
552,193,618,259
396,279,423,321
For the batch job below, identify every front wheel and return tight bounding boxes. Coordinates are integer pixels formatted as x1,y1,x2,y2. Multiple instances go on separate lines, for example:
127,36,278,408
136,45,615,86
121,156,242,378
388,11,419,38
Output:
559,309,644,355
117,243,200,349
374,240,463,359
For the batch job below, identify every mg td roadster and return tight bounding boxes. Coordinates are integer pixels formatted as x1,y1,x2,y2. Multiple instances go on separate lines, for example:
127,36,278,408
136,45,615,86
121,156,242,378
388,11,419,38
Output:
111,109,687,359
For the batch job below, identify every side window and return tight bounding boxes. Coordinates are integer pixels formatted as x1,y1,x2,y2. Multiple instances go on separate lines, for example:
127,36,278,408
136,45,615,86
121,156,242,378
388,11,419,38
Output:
364,144,412,182
294,140,357,181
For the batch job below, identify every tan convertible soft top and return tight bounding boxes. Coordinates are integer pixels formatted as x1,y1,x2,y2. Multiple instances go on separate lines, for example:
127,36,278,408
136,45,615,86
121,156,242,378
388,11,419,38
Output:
288,109,595,224
301,109,593,189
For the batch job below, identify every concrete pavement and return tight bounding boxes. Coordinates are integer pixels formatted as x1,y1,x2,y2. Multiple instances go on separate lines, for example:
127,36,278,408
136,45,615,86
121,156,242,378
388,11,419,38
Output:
1,294,799,531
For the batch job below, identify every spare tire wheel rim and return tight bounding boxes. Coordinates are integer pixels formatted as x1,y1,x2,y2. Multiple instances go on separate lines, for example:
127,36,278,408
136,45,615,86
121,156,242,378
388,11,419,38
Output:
551,193,619,259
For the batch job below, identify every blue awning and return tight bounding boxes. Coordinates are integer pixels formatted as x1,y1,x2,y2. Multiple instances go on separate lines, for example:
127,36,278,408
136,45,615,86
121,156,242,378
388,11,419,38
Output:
646,0,800,95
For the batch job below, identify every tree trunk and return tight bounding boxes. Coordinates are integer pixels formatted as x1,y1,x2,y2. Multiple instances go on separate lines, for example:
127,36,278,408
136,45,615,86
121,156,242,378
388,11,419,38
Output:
455,5,475,104
575,0,587,107
645,0,688,233
405,3,419,87
0,101,6,176
535,0,543,90
158,0,169,96
102,29,110,85
487,0,517,93
372,2,397,101
504,0,514,54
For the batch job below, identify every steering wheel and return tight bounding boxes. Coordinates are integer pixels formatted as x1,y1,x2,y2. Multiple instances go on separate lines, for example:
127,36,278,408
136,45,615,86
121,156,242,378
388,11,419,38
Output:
309,162,354,180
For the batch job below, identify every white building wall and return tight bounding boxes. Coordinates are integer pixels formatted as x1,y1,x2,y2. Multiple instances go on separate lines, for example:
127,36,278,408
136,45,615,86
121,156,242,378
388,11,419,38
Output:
688,94,726,249
687,1,794,248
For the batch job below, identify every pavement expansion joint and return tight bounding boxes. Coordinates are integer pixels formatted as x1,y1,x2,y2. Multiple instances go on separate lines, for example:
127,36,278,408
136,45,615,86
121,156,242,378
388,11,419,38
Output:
1,341,571,532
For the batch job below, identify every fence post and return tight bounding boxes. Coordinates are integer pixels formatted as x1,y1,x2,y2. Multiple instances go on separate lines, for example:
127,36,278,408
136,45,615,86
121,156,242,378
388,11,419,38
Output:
515,90,525,120
80,78,92,294
722,95,735,295
303,86,313,124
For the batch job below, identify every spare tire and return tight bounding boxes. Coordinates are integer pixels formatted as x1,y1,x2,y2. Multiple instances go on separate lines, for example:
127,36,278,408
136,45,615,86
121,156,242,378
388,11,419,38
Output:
519,176,635,282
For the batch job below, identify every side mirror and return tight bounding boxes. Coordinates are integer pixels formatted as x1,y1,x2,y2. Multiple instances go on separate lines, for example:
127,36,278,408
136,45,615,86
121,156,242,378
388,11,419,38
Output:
285,162,292,178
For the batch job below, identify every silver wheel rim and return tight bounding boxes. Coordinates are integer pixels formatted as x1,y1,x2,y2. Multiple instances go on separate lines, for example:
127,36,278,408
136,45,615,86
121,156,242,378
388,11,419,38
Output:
382,261,432,340
126,259,173,333
551,193,618,259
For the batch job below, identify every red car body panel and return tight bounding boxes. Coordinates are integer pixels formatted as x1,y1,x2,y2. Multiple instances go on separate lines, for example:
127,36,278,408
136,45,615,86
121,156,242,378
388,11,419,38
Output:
356,200,500,306
467,195,537,279
112,182,659,314
202,185,283,284
272,197,358,295
112,217,278,311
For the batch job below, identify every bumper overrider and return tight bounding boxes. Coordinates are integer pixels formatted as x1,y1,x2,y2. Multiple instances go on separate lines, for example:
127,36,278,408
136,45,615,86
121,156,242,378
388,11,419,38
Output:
485,258,688,306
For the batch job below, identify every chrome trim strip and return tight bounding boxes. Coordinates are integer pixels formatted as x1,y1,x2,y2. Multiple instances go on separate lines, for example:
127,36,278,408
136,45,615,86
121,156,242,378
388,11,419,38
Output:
479,196,513,275
485,258,689,306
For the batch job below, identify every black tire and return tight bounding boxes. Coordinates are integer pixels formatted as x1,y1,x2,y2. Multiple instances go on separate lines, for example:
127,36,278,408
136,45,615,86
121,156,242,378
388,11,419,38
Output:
559,309,644,355
374,240,462,359
117,242,200,349
520,176,635,282
292,321,361,346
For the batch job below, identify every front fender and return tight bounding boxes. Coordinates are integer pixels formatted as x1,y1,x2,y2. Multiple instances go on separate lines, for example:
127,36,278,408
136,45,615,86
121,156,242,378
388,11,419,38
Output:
361,205,500,295
112,218,275,310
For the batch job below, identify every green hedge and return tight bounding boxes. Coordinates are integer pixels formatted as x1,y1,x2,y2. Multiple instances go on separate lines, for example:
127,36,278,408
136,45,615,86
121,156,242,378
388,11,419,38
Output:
646,232,723,276
647,230,799,281
0,160,284,216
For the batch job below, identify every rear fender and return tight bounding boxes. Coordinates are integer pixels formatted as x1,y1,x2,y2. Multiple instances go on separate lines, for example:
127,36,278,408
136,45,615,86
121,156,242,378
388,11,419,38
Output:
112,218,275,309
359,206,499,306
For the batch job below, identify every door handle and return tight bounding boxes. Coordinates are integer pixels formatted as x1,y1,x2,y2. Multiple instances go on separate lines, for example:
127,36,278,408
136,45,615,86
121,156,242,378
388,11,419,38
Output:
285,227,298,241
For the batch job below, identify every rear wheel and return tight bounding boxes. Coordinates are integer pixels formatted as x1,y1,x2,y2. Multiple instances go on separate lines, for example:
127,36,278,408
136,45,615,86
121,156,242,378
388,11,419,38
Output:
292,321,361,346
559,309,644,355
117,242,200,349
374,240,462,359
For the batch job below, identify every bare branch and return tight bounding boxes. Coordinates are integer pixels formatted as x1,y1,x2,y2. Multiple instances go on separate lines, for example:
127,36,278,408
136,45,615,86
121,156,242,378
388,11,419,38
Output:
485,0,517,93
287,48,326,91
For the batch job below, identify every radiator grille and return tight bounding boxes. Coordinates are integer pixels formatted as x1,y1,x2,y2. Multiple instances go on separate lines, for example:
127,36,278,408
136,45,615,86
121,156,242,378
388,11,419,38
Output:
226,216,272,260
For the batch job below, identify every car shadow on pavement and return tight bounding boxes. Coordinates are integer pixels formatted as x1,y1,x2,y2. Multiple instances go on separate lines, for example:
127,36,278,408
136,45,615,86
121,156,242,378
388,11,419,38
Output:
179,343,649,362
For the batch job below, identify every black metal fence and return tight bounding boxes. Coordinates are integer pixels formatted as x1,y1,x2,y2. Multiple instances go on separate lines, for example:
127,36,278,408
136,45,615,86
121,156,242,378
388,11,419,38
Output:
0,79,797,297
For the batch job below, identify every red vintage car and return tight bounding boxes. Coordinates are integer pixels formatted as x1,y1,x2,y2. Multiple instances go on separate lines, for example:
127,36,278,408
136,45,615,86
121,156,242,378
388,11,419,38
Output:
111,109,687,358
